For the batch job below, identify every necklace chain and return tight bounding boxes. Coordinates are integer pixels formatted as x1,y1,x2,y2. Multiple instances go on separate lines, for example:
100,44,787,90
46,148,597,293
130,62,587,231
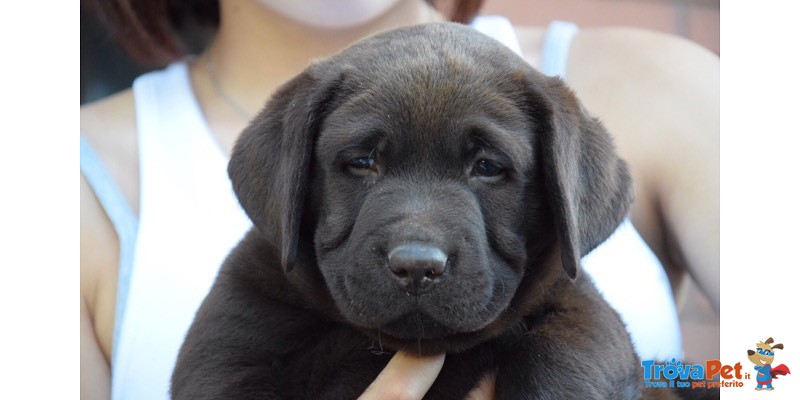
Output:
204,59,254,120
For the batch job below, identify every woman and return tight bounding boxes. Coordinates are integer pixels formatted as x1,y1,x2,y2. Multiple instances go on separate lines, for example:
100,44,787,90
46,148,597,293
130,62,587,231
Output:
80,0,719,398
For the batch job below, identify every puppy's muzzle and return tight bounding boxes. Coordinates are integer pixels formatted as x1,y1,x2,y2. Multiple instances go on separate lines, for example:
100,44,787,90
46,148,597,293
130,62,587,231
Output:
388,243,447,294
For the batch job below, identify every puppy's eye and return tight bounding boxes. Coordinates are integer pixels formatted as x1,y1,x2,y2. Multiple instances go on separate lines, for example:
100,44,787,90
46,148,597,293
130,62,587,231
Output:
349,157,374,169
472,159,505,178
346,156,377,176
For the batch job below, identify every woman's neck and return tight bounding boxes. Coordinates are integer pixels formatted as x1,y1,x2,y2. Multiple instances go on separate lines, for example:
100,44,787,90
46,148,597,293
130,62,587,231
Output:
197,0,443,117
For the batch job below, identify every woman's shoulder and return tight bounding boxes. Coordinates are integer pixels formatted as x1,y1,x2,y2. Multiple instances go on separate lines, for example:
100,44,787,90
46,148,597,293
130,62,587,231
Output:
559,26,719,134
513,23,719,153
512,24,718,156
514,24,718,80
569,26,718,82
571,25,715,55
81,88,137,156
81,88,139,212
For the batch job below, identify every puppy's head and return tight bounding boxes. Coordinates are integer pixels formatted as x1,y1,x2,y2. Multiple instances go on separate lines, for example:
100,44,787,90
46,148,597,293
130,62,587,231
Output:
229,23,632,353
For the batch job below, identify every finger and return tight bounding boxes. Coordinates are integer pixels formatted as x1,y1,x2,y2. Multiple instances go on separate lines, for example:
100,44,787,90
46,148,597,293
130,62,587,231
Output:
463,372,496,400
358,351,445,400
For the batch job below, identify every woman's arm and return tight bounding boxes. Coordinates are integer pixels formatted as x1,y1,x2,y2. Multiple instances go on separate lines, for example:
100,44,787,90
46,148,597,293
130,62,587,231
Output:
81,298,111,400
80,90,140,399
567,27,720,310
80,175,120,400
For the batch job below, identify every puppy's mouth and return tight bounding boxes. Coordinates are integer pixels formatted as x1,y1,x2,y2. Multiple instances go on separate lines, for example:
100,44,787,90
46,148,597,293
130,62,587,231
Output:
378,311,463,341
362,310,506,355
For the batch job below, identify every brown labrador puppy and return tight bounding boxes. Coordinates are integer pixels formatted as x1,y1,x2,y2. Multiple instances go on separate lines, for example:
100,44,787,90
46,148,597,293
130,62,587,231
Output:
172,22,655,399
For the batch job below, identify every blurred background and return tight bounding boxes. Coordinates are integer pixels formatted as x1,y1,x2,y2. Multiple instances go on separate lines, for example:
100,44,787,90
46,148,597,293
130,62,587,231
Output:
482,0,718,54
80,0,720,361
81,0,719,104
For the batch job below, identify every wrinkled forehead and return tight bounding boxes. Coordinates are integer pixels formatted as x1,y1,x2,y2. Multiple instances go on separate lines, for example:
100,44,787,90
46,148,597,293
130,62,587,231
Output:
311,22,544,166
317,64,535,169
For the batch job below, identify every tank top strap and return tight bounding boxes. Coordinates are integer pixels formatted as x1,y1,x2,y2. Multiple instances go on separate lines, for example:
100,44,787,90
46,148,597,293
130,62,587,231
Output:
470,15,523,57
540,21,579,78
132,62,225,178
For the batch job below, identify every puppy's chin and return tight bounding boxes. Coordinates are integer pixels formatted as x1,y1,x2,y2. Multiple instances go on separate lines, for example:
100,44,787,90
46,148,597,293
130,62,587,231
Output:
379,312,465,340
357,312,503,355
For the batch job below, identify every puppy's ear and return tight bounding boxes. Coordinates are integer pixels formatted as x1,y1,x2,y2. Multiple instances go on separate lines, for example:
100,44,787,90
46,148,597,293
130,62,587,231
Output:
533,77,633,279
228,65,344,273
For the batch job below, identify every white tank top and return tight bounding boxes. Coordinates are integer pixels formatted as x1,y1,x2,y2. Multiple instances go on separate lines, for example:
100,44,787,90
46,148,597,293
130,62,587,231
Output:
110,62,252,400
81,16,681,400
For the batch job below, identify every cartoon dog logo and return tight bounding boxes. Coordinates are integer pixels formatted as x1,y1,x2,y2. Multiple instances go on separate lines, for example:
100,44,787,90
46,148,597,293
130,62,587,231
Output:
747,337,791,390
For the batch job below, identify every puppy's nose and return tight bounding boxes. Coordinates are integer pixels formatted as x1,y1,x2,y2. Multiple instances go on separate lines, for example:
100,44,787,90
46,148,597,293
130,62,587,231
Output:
388,243,447,294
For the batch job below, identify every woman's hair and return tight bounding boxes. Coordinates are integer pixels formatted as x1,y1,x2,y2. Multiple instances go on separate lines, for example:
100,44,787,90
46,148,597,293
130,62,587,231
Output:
85,0,484,67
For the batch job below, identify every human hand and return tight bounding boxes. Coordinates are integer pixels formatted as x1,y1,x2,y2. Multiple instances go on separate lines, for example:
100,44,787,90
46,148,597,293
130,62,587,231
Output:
464,372,495,400
358,351,444,400
358,351,495,400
